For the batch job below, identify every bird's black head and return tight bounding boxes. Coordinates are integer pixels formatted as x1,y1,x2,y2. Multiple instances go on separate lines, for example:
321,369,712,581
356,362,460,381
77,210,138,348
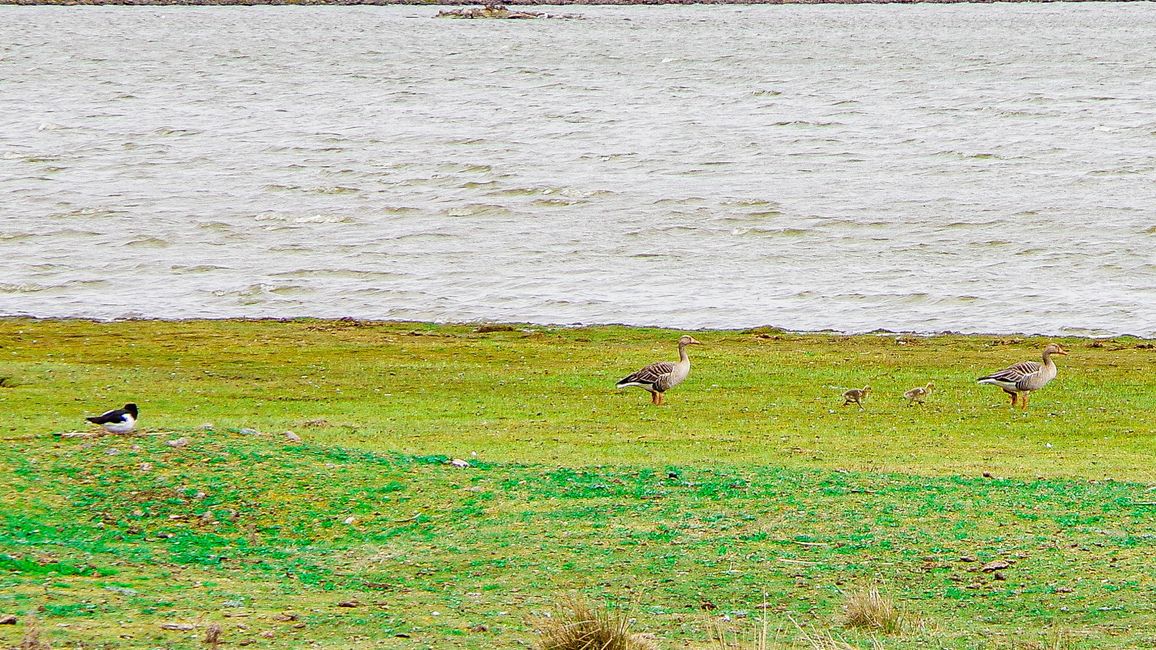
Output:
124,403,139,417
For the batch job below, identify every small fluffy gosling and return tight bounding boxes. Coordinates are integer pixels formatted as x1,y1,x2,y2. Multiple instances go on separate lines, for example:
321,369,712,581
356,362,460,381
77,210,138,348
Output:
842,385,871,410
903,382,935,406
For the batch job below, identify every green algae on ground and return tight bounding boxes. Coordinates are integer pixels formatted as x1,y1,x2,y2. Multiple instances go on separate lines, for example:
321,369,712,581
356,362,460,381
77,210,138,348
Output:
0,319,1154,648
2,432,1156,648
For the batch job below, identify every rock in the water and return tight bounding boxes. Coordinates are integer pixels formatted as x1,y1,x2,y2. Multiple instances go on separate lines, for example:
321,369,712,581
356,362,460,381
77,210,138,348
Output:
437,4,544,19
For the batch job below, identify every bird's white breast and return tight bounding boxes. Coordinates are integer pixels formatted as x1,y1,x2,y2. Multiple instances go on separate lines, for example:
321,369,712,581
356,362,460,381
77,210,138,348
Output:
103,415,136,434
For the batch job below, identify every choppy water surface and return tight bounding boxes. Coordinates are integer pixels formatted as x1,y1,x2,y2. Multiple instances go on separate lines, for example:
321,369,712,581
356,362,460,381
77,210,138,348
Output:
2,4,1154,335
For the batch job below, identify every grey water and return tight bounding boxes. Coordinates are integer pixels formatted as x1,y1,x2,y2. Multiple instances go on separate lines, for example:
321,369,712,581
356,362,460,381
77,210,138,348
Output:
2,4,1154,336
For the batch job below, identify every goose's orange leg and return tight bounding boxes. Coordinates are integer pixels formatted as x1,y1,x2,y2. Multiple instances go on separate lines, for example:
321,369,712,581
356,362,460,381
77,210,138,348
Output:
657,392,665,406
1021,393,1029,411
650,391,658,405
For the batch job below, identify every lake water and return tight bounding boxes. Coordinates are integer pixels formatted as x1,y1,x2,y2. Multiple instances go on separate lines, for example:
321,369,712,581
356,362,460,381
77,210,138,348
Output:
2,4,1154,336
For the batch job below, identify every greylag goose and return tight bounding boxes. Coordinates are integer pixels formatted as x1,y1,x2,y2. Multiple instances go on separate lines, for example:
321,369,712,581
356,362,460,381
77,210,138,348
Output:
903,382,934,406
977,343,1067,410
616,335,701,405
842,385,871,410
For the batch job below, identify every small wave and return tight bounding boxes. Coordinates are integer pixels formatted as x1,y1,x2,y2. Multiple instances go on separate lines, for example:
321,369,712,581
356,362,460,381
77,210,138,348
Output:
209,284,279,304
150,127,202,137
171,265,229,274
736,227,810,238
123,237,170,248
22,155,63,164
0,282,48,293
50,207,127,219
196,221,237,232
934,150,1003,160
462,181,500,189
438,163,493,174
772,120,842,128
442,204,513,218
489,186,567,197
294,215,355,224
717,210,781,223
270,269,403,281
386,232,457,243
652,197,707,207
720,198,780,209
532,198,585,208
943,221,999,229
382,206,422,216
0,279,109,293
269,285,313,296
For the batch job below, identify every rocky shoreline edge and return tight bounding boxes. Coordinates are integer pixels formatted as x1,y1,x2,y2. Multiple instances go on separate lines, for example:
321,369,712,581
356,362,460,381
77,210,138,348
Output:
2,0,1139,6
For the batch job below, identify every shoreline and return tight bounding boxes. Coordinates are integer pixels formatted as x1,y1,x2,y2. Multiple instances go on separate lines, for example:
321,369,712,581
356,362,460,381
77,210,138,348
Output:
3,0,1148,5
1,315,1151,341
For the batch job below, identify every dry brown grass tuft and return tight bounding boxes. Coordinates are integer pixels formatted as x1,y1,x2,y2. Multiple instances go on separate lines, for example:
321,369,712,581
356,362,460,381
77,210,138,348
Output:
1015,629,1078,650
712,612,872,650
711,616,775,650
19,615,50,650
842,587,902,634
534,595,655,650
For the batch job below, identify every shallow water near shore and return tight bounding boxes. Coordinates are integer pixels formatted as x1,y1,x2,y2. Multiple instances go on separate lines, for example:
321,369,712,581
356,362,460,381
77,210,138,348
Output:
1,4,1154,335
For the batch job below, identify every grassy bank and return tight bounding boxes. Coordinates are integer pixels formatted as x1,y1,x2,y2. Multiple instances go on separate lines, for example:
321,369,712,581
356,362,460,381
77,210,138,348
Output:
1,318,1151,479
1,319,1154,648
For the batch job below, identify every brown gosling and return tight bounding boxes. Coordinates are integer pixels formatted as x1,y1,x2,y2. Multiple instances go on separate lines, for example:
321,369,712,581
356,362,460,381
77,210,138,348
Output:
616,335,702,406
842,385,871,410
977,343,1068,410
903,382,935,406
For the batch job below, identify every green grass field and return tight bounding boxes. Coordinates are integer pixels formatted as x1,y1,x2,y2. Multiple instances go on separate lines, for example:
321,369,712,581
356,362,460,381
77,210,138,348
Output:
1,319,1153,648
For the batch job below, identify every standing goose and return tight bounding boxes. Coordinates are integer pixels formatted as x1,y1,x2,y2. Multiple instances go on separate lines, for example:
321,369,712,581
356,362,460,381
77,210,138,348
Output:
616,335,701,405
977,343,1067,410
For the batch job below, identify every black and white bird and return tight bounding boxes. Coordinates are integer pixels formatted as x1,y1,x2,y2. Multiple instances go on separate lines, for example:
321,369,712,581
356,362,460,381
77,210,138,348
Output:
85,403,138,434
616,335,702,405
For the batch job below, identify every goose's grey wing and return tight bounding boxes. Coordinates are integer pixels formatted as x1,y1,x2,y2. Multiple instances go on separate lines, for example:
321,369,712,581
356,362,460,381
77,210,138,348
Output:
617,361,675,388
978,360,1040,387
